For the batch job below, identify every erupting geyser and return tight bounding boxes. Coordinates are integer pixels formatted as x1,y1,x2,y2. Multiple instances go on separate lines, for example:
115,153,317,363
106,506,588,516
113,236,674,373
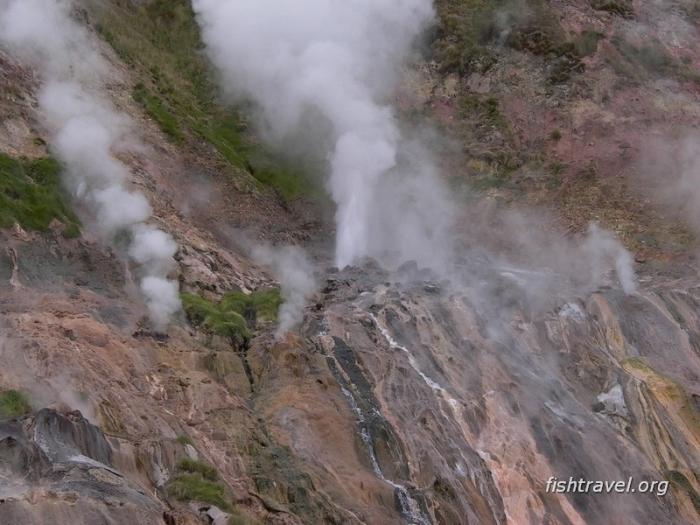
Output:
193,0,454,269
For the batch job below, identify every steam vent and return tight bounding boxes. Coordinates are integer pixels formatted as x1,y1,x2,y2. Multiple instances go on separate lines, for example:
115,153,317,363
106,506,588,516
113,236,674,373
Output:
1,1,700,524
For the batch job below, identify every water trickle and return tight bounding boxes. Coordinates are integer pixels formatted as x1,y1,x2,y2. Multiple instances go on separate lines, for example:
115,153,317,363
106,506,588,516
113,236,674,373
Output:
337,380,430,525
370,314,462,423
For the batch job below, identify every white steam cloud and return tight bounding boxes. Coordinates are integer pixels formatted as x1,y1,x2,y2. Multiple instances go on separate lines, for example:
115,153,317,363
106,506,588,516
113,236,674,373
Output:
582,224,637,295
193,0,636,301
0,0,180,329
192,0,453,269
252,244,316,338
639,131,700,236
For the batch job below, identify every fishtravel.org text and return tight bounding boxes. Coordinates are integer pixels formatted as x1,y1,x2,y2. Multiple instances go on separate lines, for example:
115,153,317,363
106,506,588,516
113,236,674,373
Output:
546,477,668,496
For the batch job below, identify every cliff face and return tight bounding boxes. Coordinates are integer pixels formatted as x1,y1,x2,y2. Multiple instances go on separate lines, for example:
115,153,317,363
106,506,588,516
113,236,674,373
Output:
1,1,699,525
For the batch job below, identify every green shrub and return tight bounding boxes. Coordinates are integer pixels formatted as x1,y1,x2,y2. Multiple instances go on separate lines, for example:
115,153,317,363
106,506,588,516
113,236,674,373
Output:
0,154,80,236
177,458,219,481
176,435,194,446
433,0,499,73
0,390,31,418
133,82,183,141
167,473,230,510
182,288,282,346
228,511,252,525
166,457,234,509
181,292,250,348
219,288,283,324
459,95,508,130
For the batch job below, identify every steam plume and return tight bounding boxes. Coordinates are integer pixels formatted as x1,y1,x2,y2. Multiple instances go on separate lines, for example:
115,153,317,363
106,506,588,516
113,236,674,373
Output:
0,0,180,329
192,0,451,269
193,0,636,297
252,244,316,338
638,131,700,236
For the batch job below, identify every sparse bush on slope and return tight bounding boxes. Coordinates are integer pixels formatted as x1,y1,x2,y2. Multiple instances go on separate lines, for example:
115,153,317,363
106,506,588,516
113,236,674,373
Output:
0,389,31,418
0,154,80,237
94,0,314,201
180,288,282,349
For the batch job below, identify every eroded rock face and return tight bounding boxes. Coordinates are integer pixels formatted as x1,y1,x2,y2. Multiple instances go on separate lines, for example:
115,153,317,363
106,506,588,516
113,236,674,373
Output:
1,1,699,524
250,263,700,525
0,409,165,525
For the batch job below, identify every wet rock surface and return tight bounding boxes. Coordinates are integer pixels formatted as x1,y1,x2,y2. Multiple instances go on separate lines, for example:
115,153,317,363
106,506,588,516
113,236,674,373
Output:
1,1,700,522
0,408,164,525
257,262,700,524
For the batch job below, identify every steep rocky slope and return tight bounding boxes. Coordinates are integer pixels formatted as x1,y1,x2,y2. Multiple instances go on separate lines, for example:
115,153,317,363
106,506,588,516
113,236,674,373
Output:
1,1,700,525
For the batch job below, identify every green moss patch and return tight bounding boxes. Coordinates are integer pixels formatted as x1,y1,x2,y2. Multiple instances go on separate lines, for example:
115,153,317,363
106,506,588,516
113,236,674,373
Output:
610,37,700,83
176,435,194,446
166,458,233,510
434,0,576,81
181,292,250,347
176,458,219,481
459,95,509,130
0,154,80,236
132,82,183,142
219,289,283,324
0,390,31,418
433,0,500,73
181,288,281,346
167,473,230,509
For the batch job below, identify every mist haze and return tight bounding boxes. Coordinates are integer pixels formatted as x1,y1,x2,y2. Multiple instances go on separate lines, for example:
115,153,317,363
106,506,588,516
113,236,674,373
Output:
192,0,453,269
0,1,698,524
0,0,180,329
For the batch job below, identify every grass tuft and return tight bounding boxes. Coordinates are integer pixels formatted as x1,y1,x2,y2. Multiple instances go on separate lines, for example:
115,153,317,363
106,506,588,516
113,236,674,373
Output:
94,0,314,201
166,457,233,510
176,435,194,446
181,288,282,346
0,154,80,236
167,473,230,510
219,288,283,324
177,458,219,481
0,390,31,418
181,292,250,348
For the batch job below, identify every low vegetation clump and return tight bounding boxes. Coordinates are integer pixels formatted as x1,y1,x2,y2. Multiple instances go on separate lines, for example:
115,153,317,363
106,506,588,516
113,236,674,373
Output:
132,82,183,142
181,292,250,349
176,435,194,446
167,459,256,520
459,95,508,130
227,511,251,525
181,288,282,348
167,473,230,510
434,0,576,82
0,390,31,418
95,0,314,201
0,154,80,237
176,458,219,481
433,0,499,73
574,30,604,58
219,289,283,324
167,459,239,511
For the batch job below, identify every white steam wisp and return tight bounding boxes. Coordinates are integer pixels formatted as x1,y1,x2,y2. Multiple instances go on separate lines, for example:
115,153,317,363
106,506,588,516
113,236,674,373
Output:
0,0,180,329
252,244,316,338
192,0,453,270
